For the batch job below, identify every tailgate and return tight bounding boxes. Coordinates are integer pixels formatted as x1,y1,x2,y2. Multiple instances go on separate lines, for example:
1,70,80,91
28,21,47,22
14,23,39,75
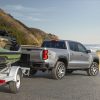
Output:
21,47,44,62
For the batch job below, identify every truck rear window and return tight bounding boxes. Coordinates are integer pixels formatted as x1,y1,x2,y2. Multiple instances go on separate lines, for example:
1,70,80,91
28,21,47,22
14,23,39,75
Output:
42,41,67,49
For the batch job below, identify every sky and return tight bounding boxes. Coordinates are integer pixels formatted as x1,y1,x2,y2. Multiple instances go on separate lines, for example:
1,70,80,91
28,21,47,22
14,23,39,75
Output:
0,0,100,44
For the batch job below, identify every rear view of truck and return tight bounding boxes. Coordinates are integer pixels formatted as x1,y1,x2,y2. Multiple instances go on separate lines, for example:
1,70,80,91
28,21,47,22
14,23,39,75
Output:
20,41,68,80
21,46,55,69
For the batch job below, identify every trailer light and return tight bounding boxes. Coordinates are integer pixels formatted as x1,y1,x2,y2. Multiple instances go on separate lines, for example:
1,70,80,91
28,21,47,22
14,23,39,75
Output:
0,80,6,85
42,50,48,60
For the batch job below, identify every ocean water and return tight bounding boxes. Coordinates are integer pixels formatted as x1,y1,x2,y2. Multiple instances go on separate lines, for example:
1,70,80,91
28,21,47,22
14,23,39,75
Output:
85,44,100,52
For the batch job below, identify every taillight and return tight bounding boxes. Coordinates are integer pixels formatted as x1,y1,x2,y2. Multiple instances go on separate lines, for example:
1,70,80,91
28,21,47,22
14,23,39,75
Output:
42,50,48,60
0,80,6,85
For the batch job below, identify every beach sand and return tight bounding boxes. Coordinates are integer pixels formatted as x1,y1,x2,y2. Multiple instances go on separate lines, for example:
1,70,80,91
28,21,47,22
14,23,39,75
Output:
96,51,100,70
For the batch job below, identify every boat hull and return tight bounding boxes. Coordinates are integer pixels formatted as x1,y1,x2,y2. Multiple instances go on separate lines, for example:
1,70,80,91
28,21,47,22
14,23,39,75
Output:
0,52,21,64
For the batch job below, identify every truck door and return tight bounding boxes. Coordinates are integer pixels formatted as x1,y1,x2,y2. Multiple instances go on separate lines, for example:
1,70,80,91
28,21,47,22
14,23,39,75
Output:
68,42,90,68
77,43,90,67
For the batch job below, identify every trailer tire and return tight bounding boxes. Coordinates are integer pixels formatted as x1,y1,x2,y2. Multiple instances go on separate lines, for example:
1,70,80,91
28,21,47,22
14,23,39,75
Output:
9,69,22,93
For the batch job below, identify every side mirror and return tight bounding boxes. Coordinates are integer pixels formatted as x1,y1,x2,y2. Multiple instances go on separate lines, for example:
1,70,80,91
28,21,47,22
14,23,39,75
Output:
86,50,91,53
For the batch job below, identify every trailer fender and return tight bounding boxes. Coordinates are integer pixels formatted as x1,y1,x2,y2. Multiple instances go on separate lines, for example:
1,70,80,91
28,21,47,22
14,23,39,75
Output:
8,66,22,82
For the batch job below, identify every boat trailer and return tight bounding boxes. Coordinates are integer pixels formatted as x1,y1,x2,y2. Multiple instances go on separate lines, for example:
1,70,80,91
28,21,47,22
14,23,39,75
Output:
0,31,30,93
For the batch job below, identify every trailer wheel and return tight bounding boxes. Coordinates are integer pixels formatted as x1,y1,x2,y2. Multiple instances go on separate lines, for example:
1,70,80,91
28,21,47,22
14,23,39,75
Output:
9,69,22,93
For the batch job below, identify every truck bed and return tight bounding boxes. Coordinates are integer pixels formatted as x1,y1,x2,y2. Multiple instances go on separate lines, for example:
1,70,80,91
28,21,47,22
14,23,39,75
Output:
21,47,45,63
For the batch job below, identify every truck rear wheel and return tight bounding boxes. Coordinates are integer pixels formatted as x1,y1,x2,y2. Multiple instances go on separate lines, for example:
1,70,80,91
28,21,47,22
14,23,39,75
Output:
87,62,99,76
52,61,66,80
9,69,22,93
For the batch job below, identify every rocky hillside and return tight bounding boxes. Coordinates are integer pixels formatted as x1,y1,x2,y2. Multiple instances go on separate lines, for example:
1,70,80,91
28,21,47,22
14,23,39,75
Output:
30,28,58,45
0,8,58,46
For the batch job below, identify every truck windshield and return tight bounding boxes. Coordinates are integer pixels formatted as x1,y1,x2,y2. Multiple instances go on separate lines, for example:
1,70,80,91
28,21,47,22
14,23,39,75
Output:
42,41,67,49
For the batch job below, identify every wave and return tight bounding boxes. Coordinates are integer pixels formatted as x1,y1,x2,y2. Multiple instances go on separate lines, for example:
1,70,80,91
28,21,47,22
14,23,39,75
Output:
85,44,100,52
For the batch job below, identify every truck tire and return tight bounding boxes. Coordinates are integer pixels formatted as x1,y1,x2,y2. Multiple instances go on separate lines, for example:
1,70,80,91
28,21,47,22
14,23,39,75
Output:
29,68,37,76
87,62,99,76
9,69,22,93
52,61,66,80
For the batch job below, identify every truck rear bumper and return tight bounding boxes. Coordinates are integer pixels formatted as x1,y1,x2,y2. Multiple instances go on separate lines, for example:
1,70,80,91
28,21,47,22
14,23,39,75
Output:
31,62,50,70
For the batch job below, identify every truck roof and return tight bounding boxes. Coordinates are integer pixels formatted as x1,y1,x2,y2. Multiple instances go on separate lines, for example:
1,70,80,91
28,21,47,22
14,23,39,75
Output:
44,40,80,43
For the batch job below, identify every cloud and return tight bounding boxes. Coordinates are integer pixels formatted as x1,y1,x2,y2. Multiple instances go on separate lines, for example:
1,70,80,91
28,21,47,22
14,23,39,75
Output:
27,16,47,22
1,4,54,23
2,5,40,16
9,5,23,10
3,5,37,12
2,4,56,13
